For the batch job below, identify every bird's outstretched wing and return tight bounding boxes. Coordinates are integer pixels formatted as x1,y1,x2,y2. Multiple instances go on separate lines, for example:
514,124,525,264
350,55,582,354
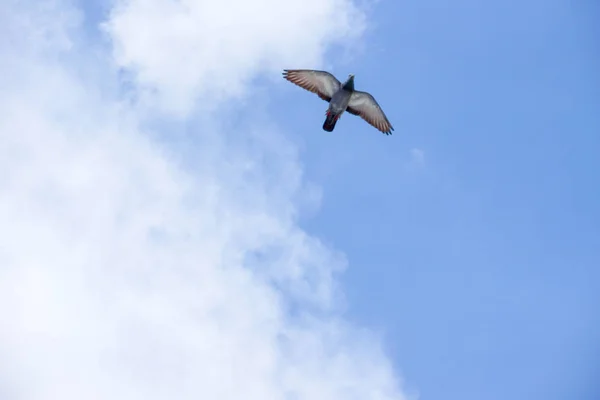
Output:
282,69,341,102
347,91,394,135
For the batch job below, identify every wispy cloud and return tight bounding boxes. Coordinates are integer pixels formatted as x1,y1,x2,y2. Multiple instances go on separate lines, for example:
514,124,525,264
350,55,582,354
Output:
0,0,407,399
410,148,425,167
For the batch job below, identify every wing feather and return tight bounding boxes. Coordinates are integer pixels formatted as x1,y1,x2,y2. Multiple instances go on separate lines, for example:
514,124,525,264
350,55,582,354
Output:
282,69,341,102
347,91,394,135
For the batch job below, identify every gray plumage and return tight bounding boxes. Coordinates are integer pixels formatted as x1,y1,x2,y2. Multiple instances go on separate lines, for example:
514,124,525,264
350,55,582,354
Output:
282,69,394,135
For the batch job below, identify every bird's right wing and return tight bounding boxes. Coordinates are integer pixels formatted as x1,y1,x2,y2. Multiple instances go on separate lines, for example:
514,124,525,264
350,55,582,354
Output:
347,91,394,135
282,69,341,102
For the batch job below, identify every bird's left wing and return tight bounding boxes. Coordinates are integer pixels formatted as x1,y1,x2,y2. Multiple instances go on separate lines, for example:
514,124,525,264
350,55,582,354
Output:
282,69,341,102
347,91,394,135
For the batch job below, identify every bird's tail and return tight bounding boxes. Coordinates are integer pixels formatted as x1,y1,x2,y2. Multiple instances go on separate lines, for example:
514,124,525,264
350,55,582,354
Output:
323,112,338,132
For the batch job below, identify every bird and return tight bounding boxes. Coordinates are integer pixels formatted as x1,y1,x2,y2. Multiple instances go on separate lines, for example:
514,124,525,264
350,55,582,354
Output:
282,69,394,135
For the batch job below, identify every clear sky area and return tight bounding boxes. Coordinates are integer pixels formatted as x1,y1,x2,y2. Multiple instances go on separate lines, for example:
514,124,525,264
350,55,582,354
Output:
279,2,600,399
1,0,598,399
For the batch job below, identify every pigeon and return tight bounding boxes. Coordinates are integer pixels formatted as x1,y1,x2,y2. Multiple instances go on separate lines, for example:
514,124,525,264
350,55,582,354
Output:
282,69,394,135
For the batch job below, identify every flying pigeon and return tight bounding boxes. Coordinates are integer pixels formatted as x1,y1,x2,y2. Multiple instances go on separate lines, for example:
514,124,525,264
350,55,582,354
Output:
282,69,394,135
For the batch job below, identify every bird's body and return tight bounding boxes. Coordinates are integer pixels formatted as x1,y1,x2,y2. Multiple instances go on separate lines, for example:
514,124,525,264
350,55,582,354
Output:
282,69,394,135
323,81,353,131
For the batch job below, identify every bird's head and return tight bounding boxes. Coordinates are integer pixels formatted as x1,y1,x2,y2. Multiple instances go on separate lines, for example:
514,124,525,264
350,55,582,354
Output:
343,74,355,91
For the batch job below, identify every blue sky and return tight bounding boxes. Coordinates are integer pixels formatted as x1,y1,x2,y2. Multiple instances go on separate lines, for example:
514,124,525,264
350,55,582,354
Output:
2,0,598,399
272,1,600,399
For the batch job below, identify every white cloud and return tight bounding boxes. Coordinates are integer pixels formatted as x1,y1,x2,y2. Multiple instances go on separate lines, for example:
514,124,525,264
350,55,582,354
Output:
0,0,408,399
103,0,366,117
